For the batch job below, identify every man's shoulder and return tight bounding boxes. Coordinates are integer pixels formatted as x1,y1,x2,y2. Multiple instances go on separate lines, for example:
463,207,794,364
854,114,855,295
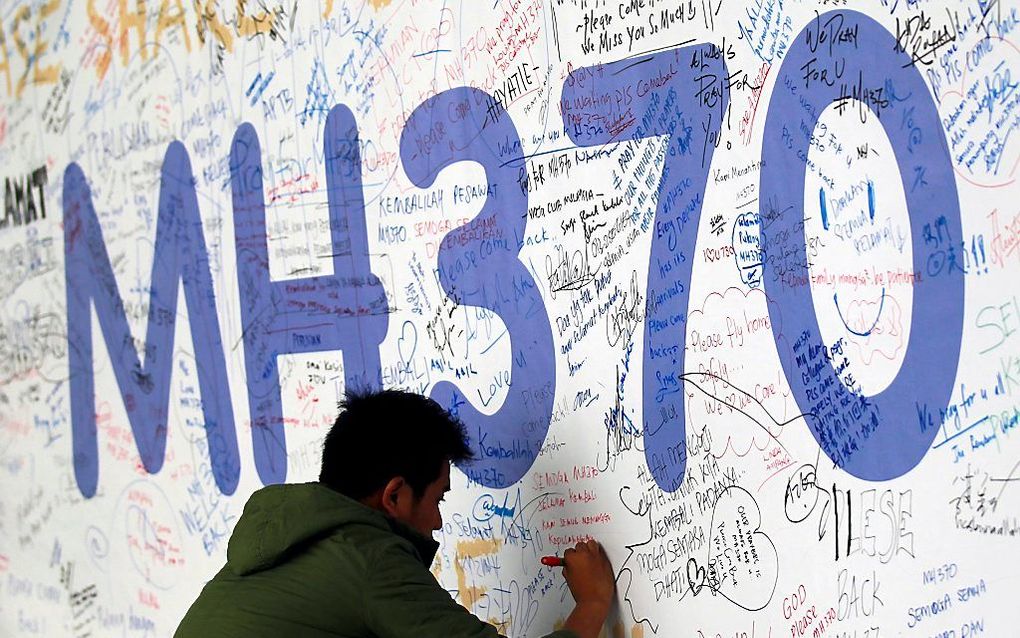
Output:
322,517,421,566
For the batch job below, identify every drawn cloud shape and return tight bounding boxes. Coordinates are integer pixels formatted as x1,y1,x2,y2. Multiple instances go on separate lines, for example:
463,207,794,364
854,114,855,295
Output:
704,485,779,611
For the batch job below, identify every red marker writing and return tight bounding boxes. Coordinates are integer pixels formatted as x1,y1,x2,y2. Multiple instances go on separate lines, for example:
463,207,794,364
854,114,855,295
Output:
541,556,565,567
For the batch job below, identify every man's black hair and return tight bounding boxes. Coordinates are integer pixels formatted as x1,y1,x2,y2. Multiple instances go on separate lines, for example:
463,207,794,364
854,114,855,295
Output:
319,388,473,500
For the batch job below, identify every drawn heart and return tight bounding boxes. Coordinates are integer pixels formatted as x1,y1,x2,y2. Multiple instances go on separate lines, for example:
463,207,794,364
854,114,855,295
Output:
706,485,779,611
397,319,417,365
686,557,707,596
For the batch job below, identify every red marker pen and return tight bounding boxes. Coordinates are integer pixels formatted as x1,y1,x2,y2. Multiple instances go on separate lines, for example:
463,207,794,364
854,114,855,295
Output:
541,556,565,567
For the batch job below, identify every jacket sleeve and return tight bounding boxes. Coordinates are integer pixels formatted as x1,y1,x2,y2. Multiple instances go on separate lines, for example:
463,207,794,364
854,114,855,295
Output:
360,538,579,638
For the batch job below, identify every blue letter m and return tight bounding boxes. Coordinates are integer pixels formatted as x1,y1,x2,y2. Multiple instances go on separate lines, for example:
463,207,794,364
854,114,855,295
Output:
64,142,240,498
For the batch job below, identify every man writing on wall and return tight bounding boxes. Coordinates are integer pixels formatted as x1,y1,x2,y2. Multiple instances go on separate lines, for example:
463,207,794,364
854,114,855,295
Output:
176,389,617,638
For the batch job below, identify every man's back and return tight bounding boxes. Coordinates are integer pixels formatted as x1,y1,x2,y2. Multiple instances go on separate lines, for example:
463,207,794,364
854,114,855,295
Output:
176,482,523,638
175,390,612,638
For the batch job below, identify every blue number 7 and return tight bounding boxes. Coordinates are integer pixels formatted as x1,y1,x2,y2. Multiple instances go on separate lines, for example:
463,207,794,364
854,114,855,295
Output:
561,45,729,491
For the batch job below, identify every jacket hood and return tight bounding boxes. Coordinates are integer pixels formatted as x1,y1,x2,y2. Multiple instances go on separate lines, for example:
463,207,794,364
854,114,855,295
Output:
226,482,439,576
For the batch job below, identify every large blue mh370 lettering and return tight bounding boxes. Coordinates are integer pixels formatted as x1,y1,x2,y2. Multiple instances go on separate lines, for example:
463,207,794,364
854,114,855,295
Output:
65,10,962,498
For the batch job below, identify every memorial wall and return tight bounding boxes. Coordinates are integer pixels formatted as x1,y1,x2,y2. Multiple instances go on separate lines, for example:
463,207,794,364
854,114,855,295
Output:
1,1,1018,636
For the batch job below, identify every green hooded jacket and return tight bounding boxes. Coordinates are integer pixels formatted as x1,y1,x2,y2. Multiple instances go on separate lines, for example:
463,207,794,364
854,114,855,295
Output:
174,482,579,638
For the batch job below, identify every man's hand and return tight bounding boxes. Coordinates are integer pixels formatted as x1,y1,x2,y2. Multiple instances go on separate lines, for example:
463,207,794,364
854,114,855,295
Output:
562,539,615,638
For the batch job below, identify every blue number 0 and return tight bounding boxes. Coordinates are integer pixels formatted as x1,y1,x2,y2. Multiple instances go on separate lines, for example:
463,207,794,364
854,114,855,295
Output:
760,10,964,479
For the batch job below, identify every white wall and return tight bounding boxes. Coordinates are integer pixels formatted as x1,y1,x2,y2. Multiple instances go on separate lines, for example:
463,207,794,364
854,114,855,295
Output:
1,1,1018,636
